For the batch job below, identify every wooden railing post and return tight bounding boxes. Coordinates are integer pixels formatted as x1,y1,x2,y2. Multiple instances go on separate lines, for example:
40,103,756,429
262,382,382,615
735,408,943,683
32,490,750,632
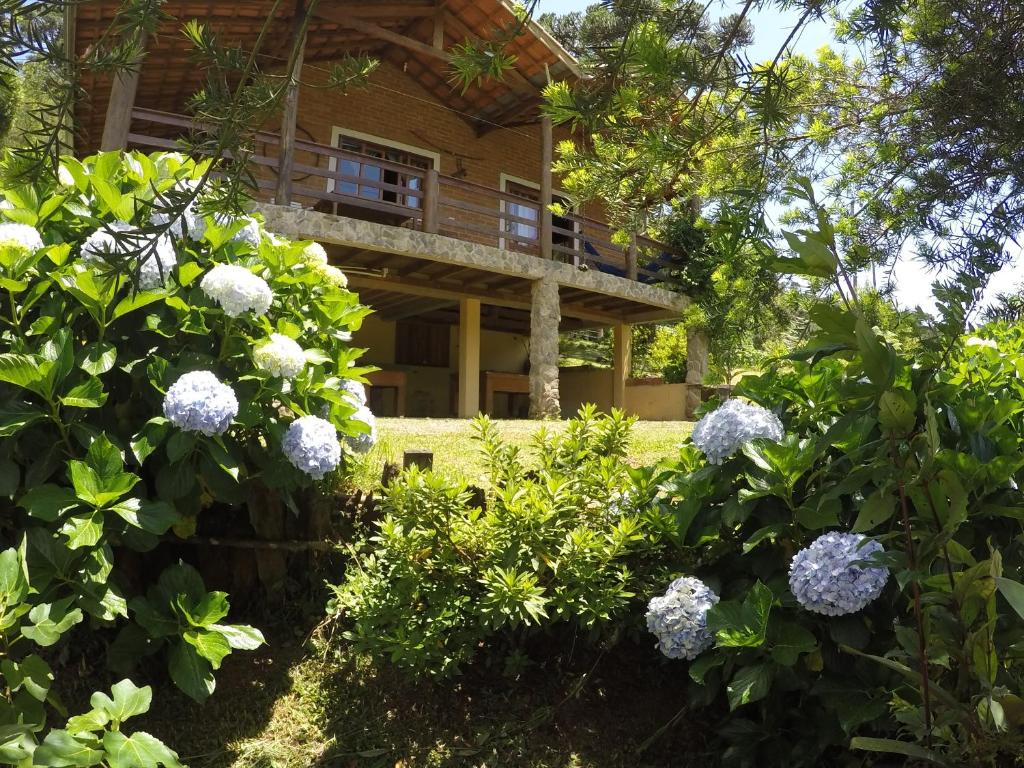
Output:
101,31,147,151
275,0,308,207
540,115,553,259
423,168,440,233
627,233,638,280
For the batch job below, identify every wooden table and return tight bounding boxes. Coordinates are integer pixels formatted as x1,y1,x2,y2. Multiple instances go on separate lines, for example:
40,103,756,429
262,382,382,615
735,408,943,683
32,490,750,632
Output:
366,370,407,417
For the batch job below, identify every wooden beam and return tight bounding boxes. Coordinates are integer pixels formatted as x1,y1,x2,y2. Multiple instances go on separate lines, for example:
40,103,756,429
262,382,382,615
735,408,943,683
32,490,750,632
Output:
540,115,553,260
457,298,481,417
432,8,445,49
101,31,147,151
276,0,308,206
612,324,632,409
313,7,451,62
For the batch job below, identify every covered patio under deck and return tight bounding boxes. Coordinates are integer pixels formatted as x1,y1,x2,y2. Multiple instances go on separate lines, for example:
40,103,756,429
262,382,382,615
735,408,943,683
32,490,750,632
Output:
258,205,689,419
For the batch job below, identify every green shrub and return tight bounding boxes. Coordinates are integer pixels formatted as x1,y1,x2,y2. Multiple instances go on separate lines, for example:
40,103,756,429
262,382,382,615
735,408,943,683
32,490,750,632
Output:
0,149,371,762
640,193,1024,766
328,407,676,675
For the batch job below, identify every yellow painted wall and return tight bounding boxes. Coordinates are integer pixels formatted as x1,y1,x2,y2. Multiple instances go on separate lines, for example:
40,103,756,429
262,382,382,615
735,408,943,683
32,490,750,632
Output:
560,367,689,421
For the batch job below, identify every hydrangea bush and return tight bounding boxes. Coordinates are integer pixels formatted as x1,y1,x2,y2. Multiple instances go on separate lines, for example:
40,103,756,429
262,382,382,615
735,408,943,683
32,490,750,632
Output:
643,198,1024,766
0,150,373,761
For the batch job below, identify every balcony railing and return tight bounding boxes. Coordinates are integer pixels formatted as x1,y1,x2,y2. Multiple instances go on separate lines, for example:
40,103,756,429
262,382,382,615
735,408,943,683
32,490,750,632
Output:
127,108,678,284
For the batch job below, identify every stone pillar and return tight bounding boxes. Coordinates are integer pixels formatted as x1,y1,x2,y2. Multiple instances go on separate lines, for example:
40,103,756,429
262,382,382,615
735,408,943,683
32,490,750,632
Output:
529,278,561,419
685,327,709,420
457,298,481,418
612,323,631,409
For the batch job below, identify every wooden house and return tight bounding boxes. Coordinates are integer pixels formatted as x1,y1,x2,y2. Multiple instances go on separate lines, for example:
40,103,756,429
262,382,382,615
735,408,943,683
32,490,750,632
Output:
72,0,696,419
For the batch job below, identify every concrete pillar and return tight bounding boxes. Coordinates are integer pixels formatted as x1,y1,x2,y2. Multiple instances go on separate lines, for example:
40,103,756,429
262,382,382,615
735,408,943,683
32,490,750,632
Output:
685,327,710,420
457,298,481,418
100,32,147,152
612,324,632,409
529,278,561,419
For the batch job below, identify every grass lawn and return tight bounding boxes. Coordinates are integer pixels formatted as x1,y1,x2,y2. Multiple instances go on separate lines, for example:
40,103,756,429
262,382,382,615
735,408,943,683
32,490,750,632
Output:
351,418,693,488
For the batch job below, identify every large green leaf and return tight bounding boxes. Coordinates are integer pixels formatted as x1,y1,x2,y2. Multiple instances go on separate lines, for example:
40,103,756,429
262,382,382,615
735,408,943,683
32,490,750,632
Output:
770,621,817,666
707,581,773,648
726,663,774,710
109,499,180,535
850,737,950,766
995,577,1024,621
167,640,216,703
0,353,49,397
32,729,104,767
0,547,28,607
102,730,184,768
18,484,78,522
209,623,266,650
183,629,231,669
90,679,152,724
1,654,53,702
60,511,105,550
22,599,84,647
852,489,896,533
79,342,117,376
0,400,46,437
61,377,108,409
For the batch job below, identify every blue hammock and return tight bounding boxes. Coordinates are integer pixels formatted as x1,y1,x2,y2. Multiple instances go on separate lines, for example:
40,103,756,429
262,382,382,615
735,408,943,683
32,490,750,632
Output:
583,240,672,284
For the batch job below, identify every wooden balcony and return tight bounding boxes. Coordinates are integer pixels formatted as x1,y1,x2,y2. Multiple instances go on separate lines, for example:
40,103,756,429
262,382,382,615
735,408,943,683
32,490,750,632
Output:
127,108,680,286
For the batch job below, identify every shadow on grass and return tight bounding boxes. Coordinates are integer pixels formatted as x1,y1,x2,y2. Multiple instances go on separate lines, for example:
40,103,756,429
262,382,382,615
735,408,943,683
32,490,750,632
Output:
88,629,709,768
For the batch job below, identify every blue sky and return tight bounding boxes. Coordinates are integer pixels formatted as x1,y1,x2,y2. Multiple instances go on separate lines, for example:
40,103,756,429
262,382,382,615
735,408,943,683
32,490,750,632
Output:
537,0,1023,314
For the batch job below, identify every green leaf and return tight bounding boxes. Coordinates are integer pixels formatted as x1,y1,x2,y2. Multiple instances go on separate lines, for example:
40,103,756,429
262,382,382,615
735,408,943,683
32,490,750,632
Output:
22,599,84,647
770,622,817,666
0,353,48,397
209,623,266,650
111,291,164,321
185,591,230,626
90,679,152,724
0,547,28,606
856,319,896,388
879,389,917,434
167,640,216,703
18,484,78,522
61,377,108,409
61,511,104,550
102,731,184,768
131,418,170,465
184,629,231,669
79,342,117,376
707,581,773,648
0,459,18,497
726,663,774,710
0,654,52,701
109,498,180,535
852,489,896,533
32,729,104,767
995,577,1024,621
688,652,724,684
166,431,195,464
850,737,951,766
0,400,46,437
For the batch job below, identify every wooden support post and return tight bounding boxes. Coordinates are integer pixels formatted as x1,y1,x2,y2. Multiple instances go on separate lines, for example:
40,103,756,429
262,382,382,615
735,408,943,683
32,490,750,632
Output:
403,450,434,471
100,31,147,152
276,1,308,207
540,115,554,260
432,9,445,49
613,324,632,409
457,298,481,418
422,168,440,233
685,328,710,420
627,234,639,281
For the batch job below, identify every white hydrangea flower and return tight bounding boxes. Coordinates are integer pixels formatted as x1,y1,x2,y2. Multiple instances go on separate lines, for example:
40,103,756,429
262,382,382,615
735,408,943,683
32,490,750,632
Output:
346,404,377,454
81,222,177,289
200,264,273,317
0,222,44,253
282,415,342,479
80,221,132,266
691,398,784,465
310,260,348,289
254,333,306,379
646,576,719,660
229,215,262,247
150,179,206,241
789,532,889,616
965,336,998,350
57,164,76,187
0,198,14,211
303,242,328,265
162,371,238,436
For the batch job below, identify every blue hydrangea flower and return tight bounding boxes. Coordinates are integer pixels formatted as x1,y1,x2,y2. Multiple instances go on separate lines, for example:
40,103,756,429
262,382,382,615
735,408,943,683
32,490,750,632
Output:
283,415,342,479
341,378,367,407
200,264,273,317
163,371,238,436
789,532,889,616
691,398,784,465
346,404,377,454
646,576,719,660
